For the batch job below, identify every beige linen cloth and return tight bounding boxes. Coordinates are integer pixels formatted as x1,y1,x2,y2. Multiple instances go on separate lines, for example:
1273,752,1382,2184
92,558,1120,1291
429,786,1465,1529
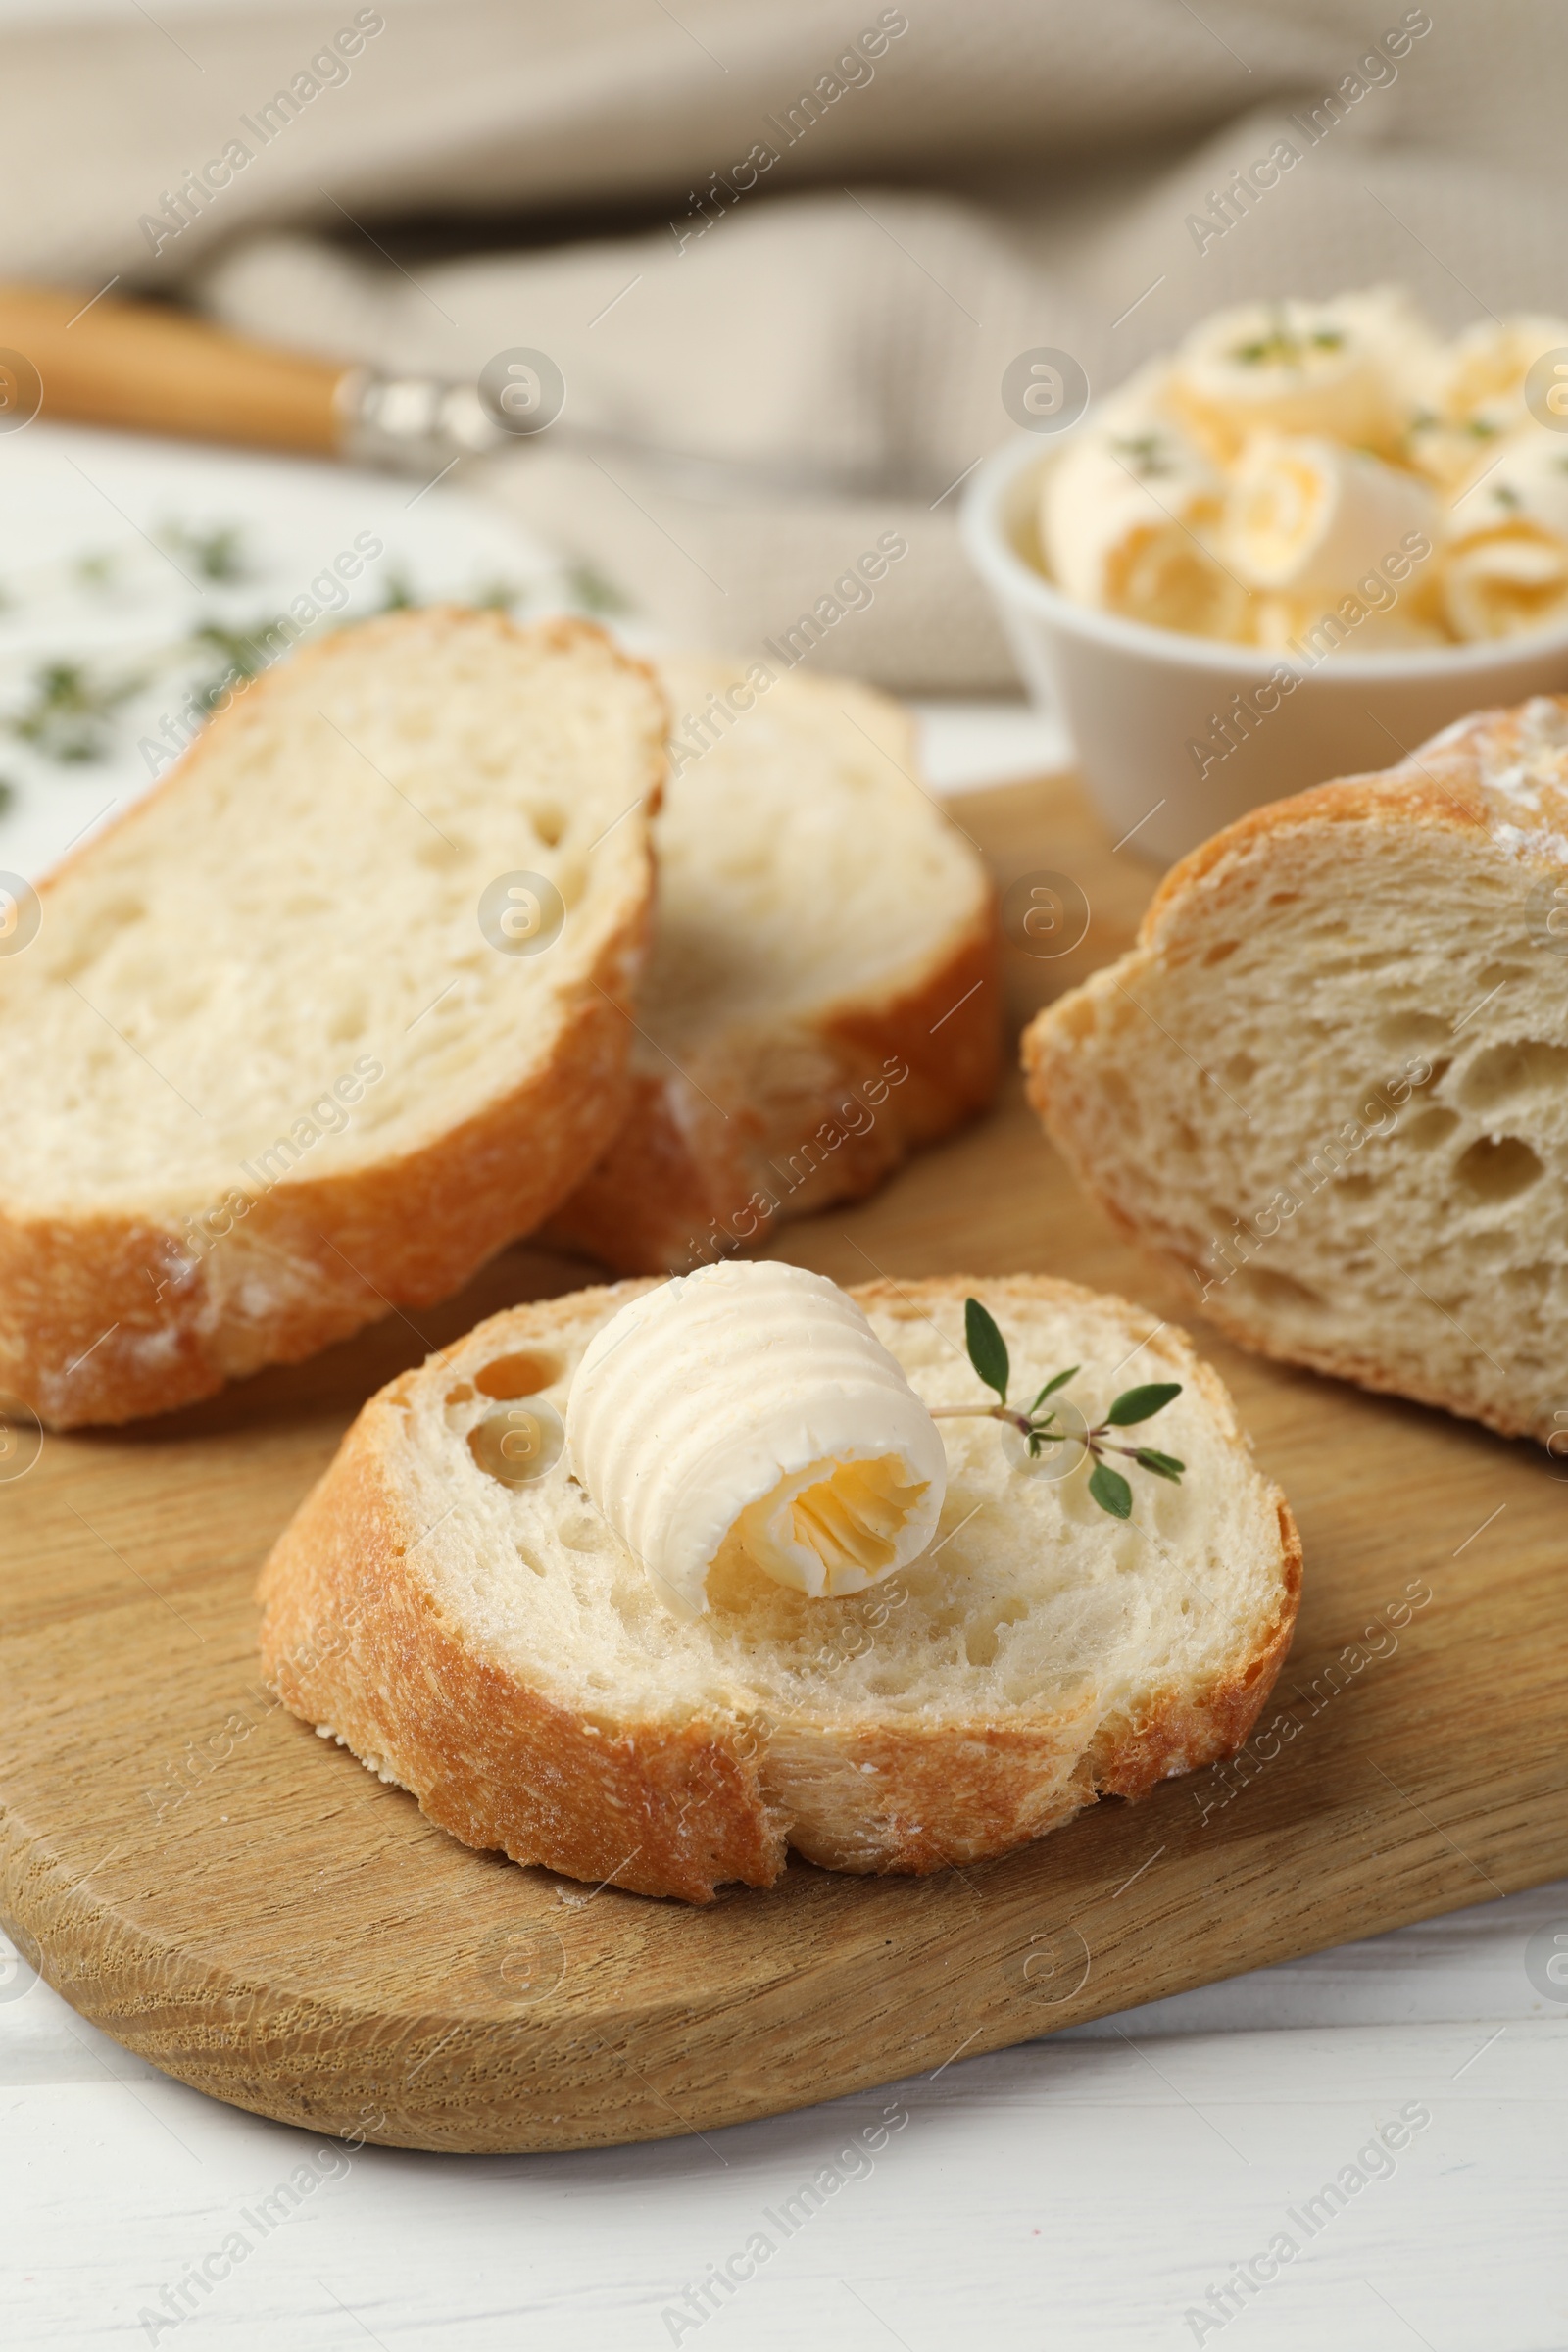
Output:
1,0,1563,687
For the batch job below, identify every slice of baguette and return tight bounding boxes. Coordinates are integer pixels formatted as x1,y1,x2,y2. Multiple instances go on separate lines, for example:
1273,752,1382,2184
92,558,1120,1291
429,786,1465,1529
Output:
1024,694,1568,1446
257,1273,1299,1903
0,609,664,1428
545,658,1000,1275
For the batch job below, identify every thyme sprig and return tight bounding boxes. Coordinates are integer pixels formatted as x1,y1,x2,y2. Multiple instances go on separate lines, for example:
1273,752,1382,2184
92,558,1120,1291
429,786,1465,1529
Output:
1230,319,1345,369
927,1298,1186,1520
7,661,147,763
158,520,251,582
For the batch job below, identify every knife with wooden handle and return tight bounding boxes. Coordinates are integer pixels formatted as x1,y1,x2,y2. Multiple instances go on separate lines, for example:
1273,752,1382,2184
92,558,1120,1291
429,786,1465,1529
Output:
0,280,906,499
0,280,516,477
0,282,360,456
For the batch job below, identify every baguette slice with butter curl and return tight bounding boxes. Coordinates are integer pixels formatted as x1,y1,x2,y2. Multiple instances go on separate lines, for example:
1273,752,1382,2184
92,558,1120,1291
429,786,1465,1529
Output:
257,1273,1299,1902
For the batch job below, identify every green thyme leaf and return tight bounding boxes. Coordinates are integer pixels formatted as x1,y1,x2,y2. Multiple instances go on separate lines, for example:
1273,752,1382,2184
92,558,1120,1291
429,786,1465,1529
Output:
1135,1448,1186,1482
564,560,632,614
474,578,528,611
189,621,266,677
1109,432,1174,479
186,622,270,710
941,1311,1195,1510
1231,322,1340,370
1104,1381,1182,1427
8,661,145,763
1088,1461,1133,1518
964,1297,1009,1402
160,520,250,582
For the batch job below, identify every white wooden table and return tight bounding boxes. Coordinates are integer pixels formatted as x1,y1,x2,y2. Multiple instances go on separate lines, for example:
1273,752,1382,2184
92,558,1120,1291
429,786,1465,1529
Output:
2,424,1565,2351
6,1881,1567,2349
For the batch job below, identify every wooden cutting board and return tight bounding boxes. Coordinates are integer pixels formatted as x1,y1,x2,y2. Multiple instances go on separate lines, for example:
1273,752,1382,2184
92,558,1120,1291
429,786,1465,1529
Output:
2,774,1564,2156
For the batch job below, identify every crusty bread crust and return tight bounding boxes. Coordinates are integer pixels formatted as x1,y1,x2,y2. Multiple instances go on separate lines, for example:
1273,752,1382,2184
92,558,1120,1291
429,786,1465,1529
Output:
1023,698,1568,1444
0,611,665,1429
257,1275,1301,1903
1134,698,1568,931
0,971,640,1430
546,902,1000,1274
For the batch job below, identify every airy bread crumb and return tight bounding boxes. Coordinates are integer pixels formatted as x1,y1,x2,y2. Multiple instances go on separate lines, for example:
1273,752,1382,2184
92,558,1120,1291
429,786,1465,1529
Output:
548,657,999,1273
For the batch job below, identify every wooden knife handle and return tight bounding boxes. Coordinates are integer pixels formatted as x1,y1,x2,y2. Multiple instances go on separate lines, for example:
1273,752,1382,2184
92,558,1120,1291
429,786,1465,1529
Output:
0,283,349,456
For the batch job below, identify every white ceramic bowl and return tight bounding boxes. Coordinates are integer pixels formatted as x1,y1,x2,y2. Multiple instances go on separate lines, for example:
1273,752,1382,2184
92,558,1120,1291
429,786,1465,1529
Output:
961,431,1568,863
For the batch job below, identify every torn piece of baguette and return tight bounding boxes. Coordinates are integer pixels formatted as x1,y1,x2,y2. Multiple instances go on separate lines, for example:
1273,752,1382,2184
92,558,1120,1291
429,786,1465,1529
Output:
1025,694,1568,1445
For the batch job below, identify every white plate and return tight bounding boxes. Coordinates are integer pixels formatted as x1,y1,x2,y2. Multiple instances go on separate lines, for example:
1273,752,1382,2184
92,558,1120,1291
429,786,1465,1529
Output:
0,421,584,881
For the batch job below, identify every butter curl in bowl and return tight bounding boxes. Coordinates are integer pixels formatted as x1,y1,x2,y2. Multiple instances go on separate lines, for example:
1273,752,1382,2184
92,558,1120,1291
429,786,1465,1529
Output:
1039,288,1568,650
